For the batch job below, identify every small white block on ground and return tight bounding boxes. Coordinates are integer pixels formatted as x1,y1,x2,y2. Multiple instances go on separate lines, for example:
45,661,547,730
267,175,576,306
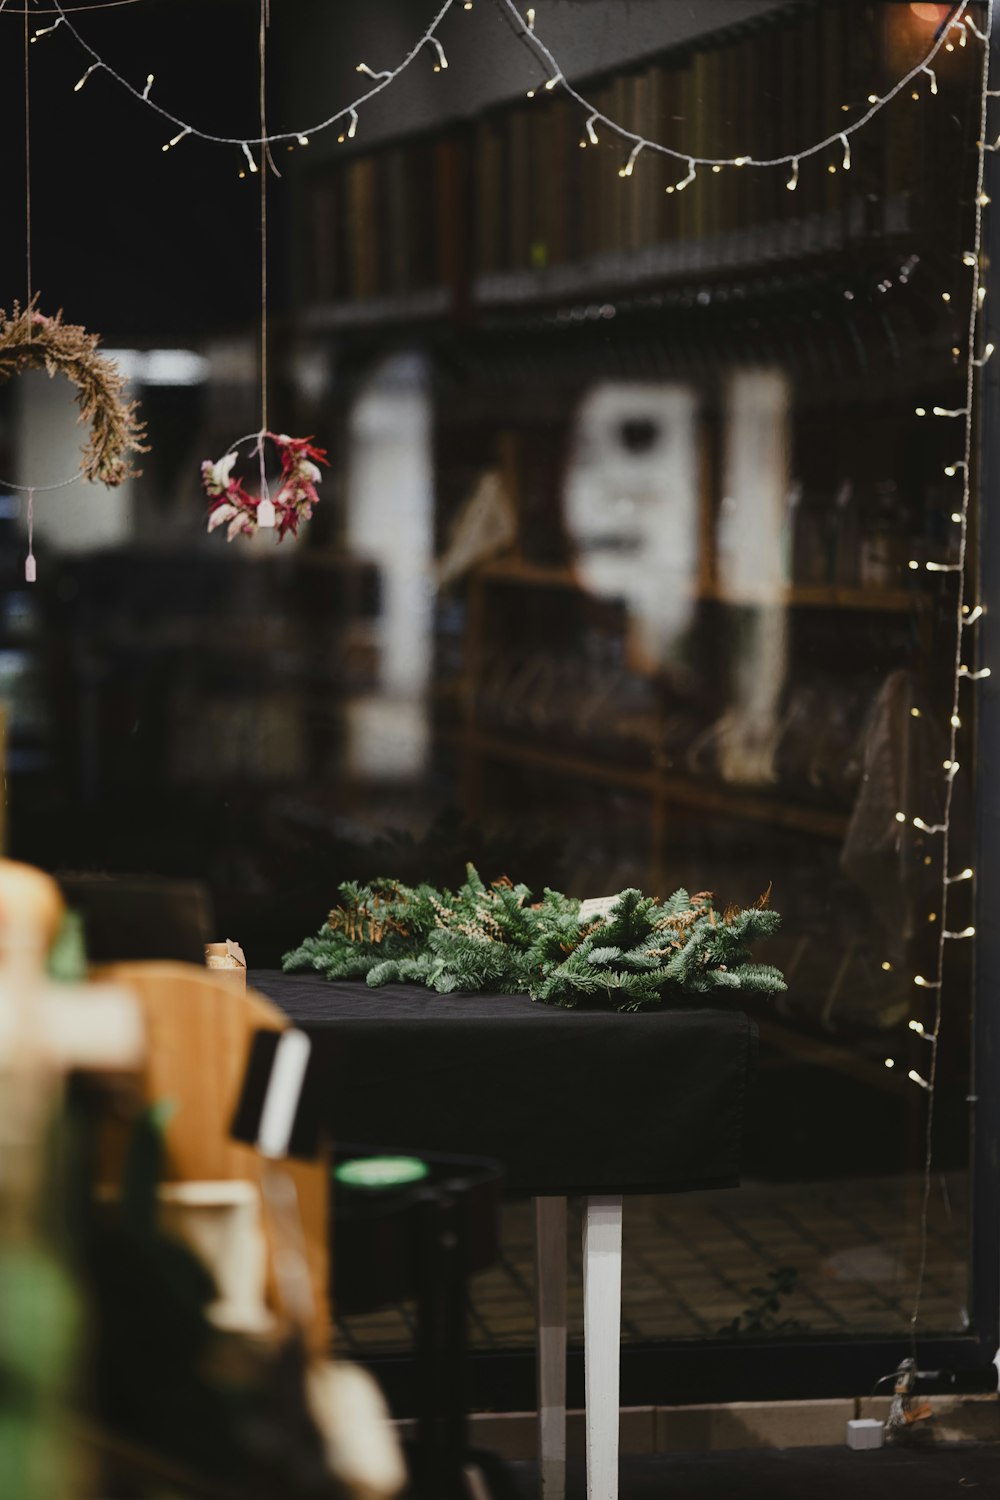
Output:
847,1419,884,1451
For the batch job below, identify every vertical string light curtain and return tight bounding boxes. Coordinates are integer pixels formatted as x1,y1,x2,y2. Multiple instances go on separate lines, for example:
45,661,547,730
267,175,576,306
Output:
10,0,996,1345
901,0,993,1350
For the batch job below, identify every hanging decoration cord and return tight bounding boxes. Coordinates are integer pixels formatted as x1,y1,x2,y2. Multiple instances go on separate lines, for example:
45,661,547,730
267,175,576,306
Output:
1,1,149,12
907,0,993,1353
25,487,35,582
259,0,267,436
253,0,276,528
23,0,31,321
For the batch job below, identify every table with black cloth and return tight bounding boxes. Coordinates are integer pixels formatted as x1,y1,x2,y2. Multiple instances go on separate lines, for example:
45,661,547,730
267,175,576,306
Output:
251,972,757,1500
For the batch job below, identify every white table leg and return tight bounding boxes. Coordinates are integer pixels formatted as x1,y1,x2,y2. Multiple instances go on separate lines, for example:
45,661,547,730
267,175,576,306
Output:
583,1195,623,1500
534,1195,567,1500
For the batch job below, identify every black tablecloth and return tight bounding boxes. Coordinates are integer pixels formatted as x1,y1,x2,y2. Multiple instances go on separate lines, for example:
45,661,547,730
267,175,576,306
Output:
250,973,757,1197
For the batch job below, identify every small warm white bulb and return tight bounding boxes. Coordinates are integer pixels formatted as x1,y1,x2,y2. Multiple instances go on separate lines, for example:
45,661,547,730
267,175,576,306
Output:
31,16,64,41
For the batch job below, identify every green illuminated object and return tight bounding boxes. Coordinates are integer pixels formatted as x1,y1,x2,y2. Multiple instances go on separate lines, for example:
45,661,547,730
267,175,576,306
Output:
335,1156,429,1189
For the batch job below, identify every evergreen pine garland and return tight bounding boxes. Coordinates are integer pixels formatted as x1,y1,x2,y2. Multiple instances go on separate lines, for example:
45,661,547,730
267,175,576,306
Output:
283,867,786,1012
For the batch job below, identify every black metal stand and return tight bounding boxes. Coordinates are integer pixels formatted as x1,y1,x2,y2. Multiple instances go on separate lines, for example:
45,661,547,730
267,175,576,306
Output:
333,1151,511,1500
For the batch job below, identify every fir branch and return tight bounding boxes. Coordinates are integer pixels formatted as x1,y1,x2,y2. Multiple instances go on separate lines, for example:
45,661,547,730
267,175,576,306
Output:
284,867,786,1012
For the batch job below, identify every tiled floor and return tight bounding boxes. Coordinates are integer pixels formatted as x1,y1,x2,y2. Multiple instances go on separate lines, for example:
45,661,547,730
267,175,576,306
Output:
335,1172,969,1356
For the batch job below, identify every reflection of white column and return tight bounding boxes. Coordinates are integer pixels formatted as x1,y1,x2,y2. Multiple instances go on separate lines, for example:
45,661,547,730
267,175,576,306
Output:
345,354,432,779
716,369,791,785
16,368,133,550
564,382,699,670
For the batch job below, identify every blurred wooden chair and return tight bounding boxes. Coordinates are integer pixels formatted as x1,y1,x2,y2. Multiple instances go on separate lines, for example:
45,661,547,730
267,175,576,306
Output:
91,960,330,1348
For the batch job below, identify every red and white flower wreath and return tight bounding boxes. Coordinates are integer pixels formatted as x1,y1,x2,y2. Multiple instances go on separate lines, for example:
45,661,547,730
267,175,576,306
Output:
202,430,328,542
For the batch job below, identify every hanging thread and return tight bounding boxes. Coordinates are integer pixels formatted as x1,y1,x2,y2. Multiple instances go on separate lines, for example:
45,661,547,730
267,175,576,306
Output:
255,0,275,529
25,487,35,582
24,0,31,319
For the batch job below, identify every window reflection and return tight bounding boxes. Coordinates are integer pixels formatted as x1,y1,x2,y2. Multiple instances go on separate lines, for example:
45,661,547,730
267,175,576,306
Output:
565,381,700,674
345,353,433,779
0,0,982,1359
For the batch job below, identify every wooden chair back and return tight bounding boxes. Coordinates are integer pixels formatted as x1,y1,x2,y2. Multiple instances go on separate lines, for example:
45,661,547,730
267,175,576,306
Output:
92,960,329,1346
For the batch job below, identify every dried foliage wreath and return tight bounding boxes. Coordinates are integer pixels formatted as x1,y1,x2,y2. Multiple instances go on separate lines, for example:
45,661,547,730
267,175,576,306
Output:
0,301,147,486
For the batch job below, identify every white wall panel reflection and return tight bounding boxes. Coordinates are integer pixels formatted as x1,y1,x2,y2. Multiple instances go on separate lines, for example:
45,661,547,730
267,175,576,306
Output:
345,353,433,779
16,368,134,551
564,381,699,671
716,368,791,785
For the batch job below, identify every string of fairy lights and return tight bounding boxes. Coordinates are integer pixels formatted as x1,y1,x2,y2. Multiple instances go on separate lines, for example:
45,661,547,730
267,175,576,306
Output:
3,0,973,180
26,0,463,161
3,0,996,1349
893,0,993,1349
502,0,977,187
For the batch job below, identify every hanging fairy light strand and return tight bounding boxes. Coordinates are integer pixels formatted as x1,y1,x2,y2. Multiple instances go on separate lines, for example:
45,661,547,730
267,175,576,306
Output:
499,0,973,187
32,0,461,161
15,0,977,181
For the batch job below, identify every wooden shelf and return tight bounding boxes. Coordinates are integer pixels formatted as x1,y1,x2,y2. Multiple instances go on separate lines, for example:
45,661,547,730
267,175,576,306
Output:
469,205,893,311
304,287,454,331
473,561,926,614
700,583,927,613
474,558,579,590
756,1016,910,1097
450,729,850,841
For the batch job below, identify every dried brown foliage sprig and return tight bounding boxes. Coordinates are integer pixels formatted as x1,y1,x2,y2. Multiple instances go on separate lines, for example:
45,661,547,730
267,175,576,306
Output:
0,300,148,486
